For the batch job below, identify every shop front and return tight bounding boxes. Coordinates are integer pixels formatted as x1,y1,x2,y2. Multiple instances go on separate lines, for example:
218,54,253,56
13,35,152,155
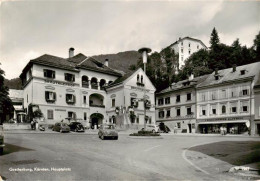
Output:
197,119,250,135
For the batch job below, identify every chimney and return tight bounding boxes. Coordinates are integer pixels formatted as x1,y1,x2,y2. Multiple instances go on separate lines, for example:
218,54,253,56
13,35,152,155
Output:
179,37,181,41
69,47,74,58
232,64,236,72
105,58,109,67
189,73,194,81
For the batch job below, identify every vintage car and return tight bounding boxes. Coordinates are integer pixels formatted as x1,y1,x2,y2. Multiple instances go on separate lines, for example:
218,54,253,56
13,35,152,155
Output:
68,122,85,132
141,124,160,133
52,122,70,133
98,124,118,140
0,126,5,154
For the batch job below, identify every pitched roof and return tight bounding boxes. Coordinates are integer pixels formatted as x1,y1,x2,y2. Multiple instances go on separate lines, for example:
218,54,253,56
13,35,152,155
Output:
197,62,260,88
77,57,122,76
106,71,134,88
170,36,207,48
158,74,209,94
20,53,122,78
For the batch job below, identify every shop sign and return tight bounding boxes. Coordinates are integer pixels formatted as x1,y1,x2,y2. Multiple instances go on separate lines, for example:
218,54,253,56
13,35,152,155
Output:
130,86,149,93
55,109,66,112
45,80,75,87
198,117,249,122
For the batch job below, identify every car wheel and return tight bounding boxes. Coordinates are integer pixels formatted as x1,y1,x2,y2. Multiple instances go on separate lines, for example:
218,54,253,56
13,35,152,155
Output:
152,129,155,133
75,128,78,132
52,128,54,131
60,129,62,133
115,136,118,140
0,148,3,155
101,135,104,140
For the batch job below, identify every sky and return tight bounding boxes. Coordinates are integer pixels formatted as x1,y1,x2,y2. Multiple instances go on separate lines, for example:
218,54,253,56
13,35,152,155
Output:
0,0,259,79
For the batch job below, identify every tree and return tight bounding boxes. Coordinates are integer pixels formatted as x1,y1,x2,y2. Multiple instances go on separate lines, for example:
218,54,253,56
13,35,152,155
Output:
252,31,260,62
210,27,220,50
0,64,13,124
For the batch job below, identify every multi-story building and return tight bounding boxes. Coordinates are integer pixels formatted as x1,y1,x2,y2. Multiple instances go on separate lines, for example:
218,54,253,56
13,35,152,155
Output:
170,37,207,69
19,48,156,129
253,74,260,135
156,75,208,133
196,62,260,135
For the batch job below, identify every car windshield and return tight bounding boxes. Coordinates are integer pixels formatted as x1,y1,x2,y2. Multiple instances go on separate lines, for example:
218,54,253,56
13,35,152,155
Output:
104,125,115,129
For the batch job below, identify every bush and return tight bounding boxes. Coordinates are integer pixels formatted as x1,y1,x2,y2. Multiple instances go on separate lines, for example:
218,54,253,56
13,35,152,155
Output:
129,130,160,136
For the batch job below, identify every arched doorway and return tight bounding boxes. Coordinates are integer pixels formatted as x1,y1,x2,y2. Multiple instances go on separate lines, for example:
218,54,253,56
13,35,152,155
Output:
90,113,104,129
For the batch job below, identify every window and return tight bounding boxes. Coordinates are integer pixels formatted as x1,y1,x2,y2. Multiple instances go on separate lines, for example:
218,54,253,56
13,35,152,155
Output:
158,98,164,105
166,110,171,117
149,117,152,124
66,94,75,104
181,42,183,46
201,93,206,101
187,107,192,115
45,91,56,102
215,75,219,80
177,122,181,129
43,69,55,79
181,56,183,62
232,107,237,113
242,89,248,96
137,74,140,82
231,87,237,98
241,70,246,75
112,99,115,107
65,73,75,82
222,105,226,114
211,105,216,115
176,95,180,102
141,75,143,83
187,93,191,101
131,98,138,108
197,45,199,49
47,110,53,119
84,112,87,121
211,91,217,100
176,108,181,116
221,90,226,99
159,111,165,118
165,97,170,104
83,96,86,104
242,106,248,112
201,105,206,116
188,43,190,47
136,117,139,124
181,48,183,53
189,50,191,54
230,102,237,113
68,111,76,119
241,101,249,112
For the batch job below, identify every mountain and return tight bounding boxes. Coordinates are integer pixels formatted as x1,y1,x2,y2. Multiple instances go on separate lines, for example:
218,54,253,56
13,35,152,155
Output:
4,51,141,90
92,50,141,74
4,78,22,90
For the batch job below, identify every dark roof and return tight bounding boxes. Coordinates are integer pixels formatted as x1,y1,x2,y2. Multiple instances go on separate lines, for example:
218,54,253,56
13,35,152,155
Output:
158,74,209,94
106,71,134,88
67,53,87,64
20,53,123,78
197,62,260,88
76,57,122,76
170,36,207,49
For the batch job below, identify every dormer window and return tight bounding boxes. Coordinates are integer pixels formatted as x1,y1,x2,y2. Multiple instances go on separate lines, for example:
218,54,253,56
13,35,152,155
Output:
137,74,140,82
44,69,55,79
65,73,75,82
240,70,246,75
141,75,143,83
188,43,191,47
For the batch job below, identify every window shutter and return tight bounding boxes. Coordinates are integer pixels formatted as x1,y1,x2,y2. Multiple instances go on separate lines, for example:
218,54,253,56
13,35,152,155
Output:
73,95,76,103
45,91,49,101
54,92,56,101
66,94,68,102
53,71,55,79
73,75,75,82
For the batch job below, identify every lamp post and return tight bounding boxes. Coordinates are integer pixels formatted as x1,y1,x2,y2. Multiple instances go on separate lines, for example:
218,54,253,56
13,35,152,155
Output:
138,47,151,130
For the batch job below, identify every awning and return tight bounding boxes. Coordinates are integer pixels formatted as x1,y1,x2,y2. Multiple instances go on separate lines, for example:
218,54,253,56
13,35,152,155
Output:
198,120,248,124
13,105,24,111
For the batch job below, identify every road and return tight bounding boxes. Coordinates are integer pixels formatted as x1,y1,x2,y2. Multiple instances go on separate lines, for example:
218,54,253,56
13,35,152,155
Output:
0,132,258,181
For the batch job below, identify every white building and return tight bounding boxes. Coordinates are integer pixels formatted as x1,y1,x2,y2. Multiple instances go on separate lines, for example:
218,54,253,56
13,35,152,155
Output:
170,37,207,69
19,48,156,129
196,62,260,135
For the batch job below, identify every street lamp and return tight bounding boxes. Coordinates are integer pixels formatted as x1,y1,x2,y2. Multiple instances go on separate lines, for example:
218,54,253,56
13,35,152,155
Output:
138,47,152,131
138,47,151,74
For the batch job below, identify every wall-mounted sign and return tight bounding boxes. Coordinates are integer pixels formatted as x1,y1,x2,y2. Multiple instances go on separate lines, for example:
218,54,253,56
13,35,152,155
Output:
130,86,149,93
45,79,75,87
130,93,137,97
55,109,66,112
110,94,116,98
82,91,88,94
66,89,75,92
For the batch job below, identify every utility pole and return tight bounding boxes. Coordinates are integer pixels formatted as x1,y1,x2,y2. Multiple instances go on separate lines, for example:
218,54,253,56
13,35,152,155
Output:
138,47,151,130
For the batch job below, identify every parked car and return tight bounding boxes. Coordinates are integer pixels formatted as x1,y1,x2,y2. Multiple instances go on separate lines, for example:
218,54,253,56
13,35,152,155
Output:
0,126,4,154
68,122,85,132
159,123,171,133
141,124,160,133
52,122,70,133
98,124,118,140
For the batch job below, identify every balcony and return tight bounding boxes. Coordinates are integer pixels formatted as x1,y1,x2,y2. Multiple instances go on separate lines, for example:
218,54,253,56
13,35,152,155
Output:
90,104,105,108
82,82,89,88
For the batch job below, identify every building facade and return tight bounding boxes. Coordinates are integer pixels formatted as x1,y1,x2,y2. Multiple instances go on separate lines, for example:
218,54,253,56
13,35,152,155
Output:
156,75,208,133
170,37,207,69
20,48,156,129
